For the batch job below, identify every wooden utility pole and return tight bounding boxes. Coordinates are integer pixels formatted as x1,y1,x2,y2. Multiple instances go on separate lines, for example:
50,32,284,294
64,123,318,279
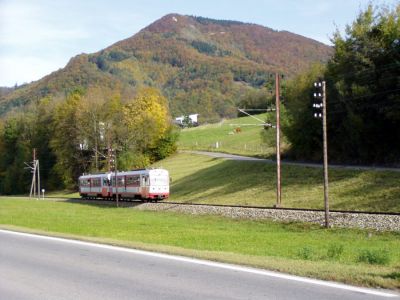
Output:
322,81,329,228
28,149,40,200
94,120,99,171
234,73,282,208
114,149,119,207
313,80,329,228
275,73,282,208
29,149,36,198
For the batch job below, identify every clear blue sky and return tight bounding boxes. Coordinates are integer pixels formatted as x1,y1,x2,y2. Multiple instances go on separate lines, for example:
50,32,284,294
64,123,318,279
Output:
0,0,397,87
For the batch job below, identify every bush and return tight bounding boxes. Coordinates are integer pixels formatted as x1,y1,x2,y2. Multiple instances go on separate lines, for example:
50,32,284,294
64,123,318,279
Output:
149,127,179,161
357,249,390,265
327,244,344,260
297,246,313,260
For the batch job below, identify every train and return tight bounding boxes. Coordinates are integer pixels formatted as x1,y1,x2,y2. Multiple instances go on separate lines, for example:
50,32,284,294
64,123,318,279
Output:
78,168,169,201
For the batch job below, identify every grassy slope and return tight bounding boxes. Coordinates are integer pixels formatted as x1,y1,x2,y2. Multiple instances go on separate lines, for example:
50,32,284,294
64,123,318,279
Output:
0,198,399,289
177,114,278,157
176,114,399,212
154,153,400,212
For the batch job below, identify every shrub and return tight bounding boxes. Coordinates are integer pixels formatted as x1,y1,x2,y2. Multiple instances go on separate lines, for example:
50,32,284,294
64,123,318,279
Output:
357,249,390,265
297,246,313,260
327,244,344,260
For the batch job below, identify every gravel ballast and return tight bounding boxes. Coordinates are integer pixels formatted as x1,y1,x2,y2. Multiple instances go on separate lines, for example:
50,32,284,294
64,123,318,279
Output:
136,203,400,232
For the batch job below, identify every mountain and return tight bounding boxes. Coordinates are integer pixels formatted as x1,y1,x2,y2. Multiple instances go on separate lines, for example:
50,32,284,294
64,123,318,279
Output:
0,14,332,121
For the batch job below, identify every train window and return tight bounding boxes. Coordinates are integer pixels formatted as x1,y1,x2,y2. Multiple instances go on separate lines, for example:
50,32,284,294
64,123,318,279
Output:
151,177,167,185
142,176,149,186
126,176,140,186
117,177,124,186
92,178,101,187
80,179,90,187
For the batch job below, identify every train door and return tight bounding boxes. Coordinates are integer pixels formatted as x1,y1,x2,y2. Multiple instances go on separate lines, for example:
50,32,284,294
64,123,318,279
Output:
140,175,149,198
102,177,110,197
117,176,126,196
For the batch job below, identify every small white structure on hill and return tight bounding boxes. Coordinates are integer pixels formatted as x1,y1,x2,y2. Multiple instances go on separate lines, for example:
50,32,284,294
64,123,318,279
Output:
175,114,199,127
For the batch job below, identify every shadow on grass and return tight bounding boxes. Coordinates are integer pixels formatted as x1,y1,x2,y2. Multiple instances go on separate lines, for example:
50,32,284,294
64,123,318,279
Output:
332,172,400,212
64,198,145,209
170,159,400,212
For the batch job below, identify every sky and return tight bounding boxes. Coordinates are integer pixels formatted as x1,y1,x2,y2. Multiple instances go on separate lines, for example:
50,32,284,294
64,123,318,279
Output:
0,0,398,87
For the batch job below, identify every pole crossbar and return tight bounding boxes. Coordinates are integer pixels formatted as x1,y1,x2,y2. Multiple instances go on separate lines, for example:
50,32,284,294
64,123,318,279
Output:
238,108,276,112
228,123,275,127
237,109,268,124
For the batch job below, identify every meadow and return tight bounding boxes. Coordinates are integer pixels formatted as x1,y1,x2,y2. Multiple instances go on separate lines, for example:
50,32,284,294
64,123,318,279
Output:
177,113,280,157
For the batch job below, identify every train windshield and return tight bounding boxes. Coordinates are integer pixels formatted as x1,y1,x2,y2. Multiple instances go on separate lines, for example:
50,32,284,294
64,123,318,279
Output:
150,176,168,186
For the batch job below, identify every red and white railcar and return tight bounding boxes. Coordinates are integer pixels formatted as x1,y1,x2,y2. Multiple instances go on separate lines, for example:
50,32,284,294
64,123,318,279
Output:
78,169,169,200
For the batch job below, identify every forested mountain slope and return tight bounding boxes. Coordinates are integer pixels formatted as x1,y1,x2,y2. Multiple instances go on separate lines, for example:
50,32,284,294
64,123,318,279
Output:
0,14,332,120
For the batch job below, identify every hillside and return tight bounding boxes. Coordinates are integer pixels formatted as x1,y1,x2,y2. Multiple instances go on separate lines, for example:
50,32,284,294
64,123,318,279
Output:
0,14,332,120
155,152,400,212
177,113,277,157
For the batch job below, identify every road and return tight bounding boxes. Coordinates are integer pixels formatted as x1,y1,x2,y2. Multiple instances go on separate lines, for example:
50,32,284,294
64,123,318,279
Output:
0,230,398,300
184,150,400,172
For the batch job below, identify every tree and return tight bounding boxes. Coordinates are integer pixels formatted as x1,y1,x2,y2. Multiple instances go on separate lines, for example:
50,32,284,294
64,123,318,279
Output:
50,90,85,188
283,64,326,160
122,88,169,150
285,4,400,164
326,4,400,163
0,115,32,194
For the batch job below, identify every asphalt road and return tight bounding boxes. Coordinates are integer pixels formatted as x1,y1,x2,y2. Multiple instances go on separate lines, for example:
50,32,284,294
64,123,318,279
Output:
0,230,398,300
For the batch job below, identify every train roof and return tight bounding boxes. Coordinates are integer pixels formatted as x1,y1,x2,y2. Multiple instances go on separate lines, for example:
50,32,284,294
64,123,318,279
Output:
79,168,168,179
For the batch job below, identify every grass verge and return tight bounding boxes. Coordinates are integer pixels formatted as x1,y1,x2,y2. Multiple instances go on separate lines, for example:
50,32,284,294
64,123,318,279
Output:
0,197,399,289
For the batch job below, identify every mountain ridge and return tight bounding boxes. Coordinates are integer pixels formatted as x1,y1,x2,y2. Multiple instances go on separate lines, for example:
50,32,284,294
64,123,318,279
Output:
0,13,332,120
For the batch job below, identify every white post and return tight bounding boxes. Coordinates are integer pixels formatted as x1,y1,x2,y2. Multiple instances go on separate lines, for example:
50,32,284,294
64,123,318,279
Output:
37,160,40,200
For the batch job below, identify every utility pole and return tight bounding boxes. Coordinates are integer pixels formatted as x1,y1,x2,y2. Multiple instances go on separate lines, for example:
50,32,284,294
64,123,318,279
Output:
234,72,283,208
313,80,329,228
27,149,40,200
94,119,99,171
37,156,40,200
109,147,119,207
114,149,119,207
275,73,282,208
30,149,36,198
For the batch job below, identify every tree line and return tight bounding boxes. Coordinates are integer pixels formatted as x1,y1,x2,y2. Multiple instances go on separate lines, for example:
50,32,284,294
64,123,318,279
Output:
283,4,399,165
0,87,178,194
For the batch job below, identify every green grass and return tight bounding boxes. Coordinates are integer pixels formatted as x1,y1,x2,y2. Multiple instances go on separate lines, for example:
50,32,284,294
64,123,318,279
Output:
154,153,400,212
0,198,399,289
178,113,279,157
